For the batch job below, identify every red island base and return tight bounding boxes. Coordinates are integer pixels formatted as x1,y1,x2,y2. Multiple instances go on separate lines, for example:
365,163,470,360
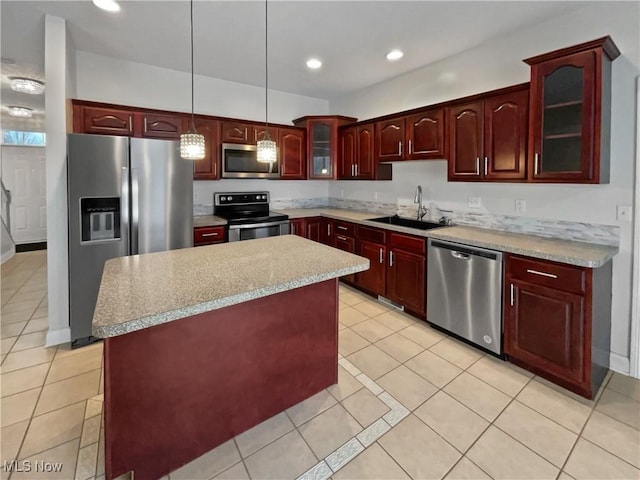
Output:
103,279,339,480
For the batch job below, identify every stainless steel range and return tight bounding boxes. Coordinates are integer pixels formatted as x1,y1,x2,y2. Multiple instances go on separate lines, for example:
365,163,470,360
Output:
214,192,289,242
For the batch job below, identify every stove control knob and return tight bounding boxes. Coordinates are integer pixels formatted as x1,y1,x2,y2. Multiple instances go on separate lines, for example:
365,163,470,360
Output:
220,196,226,201
227,196,233,201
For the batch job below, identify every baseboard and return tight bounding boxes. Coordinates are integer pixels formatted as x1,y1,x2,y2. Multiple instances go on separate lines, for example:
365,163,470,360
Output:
46,326,71,347
16,241,47,252
1,246,16,264
609,352,630,375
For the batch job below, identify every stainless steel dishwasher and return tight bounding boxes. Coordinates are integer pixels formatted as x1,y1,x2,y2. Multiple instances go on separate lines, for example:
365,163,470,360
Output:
427,239,503,355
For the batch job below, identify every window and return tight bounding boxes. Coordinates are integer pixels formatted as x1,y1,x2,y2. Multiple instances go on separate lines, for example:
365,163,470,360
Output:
2,130,46,146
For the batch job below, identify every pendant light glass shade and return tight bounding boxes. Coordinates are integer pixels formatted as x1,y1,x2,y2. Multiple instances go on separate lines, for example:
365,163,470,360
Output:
180,0,205,160
257,137,277,163
180,131,205,160
258,0,277,164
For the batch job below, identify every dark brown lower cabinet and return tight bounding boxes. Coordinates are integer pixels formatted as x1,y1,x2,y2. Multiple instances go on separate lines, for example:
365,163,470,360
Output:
357,240,386,295
333,232,356,283
504,254,612,399
305,217,322,242
289,218,306,237
386,248,426,316
194,226,226,246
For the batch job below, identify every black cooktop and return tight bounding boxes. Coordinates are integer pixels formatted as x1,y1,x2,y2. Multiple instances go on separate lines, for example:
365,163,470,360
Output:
213,191,289,225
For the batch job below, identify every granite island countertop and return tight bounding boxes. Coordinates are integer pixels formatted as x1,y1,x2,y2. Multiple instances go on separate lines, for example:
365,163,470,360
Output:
193,207,617,268
93,235,369,338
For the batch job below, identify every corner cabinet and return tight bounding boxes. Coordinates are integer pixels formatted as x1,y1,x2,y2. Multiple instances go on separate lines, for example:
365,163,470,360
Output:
525,36,620,184
448,86,528,181
339,123,392,180
293,116,357,179
504,255,612,399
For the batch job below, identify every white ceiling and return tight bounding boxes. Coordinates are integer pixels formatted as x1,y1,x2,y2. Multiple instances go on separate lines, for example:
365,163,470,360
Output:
1,0,593,132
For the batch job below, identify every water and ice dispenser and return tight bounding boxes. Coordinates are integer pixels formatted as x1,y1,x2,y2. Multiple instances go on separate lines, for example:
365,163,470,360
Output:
80,197,121,243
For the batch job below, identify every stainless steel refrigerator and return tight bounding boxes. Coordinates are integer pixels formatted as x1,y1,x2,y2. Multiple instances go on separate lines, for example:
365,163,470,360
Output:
67,134,193,346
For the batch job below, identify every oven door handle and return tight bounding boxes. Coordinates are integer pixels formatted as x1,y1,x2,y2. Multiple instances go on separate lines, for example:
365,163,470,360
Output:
228,220,290,230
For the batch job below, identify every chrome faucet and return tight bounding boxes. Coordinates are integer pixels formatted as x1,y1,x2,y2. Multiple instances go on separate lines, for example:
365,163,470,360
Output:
414,185,428,221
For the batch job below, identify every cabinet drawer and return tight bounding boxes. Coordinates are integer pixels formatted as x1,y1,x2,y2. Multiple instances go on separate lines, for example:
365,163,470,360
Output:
194,226,226,245
358,225,386,244
389,232,425,255
506,255,586,294
333,220,356,237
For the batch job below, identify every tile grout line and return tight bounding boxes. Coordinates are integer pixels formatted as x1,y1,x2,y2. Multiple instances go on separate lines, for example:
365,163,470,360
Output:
231,437,253,480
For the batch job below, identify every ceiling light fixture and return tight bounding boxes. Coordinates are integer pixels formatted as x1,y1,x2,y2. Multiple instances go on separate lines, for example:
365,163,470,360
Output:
386,49,404,61
92,0,121,13
179,0,205,160
306,58,322,70
8,106,33,118
10,77,45,95
256,0,277,164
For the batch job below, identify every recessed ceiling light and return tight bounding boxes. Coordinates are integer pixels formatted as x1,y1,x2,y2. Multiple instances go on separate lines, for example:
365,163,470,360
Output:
8,106,33,118
92,0,121,13
10,78,45,95
306,58,322,70
386,49,404,61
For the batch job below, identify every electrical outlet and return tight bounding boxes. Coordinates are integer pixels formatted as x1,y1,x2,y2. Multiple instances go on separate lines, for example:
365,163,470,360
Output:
467,196,482,208
515,199,526,214
617,205,632,222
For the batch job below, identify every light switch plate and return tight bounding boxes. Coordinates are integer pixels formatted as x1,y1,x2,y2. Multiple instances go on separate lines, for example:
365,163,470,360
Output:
467,196,482,208
617,205,632,222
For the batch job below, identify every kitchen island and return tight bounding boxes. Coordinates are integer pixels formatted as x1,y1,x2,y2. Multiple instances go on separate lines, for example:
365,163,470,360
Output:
93,235,369,480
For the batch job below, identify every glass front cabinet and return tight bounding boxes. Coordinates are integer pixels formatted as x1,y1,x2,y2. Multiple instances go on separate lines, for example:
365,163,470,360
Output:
525,37,620,184
293,116,357,179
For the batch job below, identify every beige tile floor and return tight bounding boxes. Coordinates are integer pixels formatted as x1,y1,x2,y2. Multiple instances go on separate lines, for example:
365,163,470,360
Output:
2,251,640,480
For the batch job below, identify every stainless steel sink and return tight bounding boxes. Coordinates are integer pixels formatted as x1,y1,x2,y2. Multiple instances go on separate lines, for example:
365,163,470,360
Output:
367,215,446,231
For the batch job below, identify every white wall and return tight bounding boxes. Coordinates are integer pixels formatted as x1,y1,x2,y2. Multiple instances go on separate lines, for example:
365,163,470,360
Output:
75,51,329,125
328,2,640,372
44,15,75,346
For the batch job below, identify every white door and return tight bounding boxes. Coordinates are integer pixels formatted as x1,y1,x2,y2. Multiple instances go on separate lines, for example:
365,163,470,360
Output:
1,146,46,244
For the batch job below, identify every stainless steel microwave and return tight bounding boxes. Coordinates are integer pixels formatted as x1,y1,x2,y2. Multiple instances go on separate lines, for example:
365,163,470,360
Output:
221,143,280,179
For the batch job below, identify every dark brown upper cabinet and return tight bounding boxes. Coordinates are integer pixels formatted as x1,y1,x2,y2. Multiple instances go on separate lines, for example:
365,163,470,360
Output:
375,118,405,162
140,113,187,140
75,105,135,136
221,121,253,144
405,108,447,160
448,86,528,181
339,123,392,180
525,36,620,184
278,127,306,180
192,117,221,180
293,116,357,180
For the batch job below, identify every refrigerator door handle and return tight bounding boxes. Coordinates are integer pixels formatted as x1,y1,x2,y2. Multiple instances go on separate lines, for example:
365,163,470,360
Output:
121,166,130,241
131,168,139,255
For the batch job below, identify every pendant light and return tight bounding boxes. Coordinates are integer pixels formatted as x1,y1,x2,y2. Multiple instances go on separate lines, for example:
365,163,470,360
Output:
256,0,277,164
180,0,205,160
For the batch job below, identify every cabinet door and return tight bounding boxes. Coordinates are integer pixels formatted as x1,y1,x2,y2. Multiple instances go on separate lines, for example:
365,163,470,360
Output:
376,118,404,161
80,107,135,136
289,218,306,237
448,102,483,180
254,126,279,144
306,217,322,242
406,109,446,159
193,118,221,180
505,280,586,385
529,51,596,182
356,125,375,178
484,90,528,180
279,128,306,179
308,120,334,179
356,240,386,296
386,249,426,315
320,218,334,246
193,226,225,246
221,121,252,143
339,127,356,179
334,234,356,283
141,113,187,140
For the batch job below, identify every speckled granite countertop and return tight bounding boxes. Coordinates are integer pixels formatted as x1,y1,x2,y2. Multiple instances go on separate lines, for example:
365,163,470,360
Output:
425,226,617,268
194,215,226,227
93,235,369,338
193,208,616,268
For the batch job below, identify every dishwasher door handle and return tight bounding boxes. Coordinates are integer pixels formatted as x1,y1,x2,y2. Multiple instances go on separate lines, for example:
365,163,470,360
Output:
451,251,471,260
